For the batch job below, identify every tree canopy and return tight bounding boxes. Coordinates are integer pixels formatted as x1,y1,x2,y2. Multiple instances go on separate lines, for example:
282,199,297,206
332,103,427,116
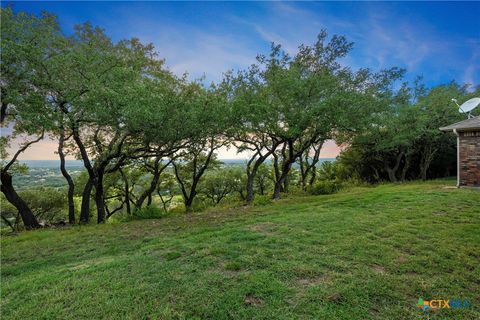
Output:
1,7,476,229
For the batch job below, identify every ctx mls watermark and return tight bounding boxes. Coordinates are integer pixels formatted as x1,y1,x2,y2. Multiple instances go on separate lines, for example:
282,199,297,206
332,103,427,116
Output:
417,298,471,311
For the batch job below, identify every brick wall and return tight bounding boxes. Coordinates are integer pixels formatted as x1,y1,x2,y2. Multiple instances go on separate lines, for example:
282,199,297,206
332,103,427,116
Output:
458,130,480,187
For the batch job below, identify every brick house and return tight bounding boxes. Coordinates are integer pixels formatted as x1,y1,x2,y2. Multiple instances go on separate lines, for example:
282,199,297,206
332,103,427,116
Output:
440,116,480,188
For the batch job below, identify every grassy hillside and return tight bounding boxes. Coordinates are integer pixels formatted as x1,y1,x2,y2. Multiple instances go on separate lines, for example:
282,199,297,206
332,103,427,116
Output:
1,180,479,319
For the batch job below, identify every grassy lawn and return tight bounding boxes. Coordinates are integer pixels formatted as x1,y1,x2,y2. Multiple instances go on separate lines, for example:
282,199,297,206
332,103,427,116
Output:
1,180,479,319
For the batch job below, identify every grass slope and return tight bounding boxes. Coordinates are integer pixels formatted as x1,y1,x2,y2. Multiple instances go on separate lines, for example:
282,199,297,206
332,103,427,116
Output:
1,180,479,319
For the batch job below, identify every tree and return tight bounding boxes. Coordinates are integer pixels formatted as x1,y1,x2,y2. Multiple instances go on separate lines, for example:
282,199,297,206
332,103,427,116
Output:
253,163,274,196
337,79,477,183
51,24,177,223
171,81,230,212
133,157,171,210
57,127,76,223
414,82,473,180
200,167,240,205
223,68,281,204
298,140,324,189
0,137,42,229
0,8,65,228
156,171,177,213
230,31,387,199
172,150,221,212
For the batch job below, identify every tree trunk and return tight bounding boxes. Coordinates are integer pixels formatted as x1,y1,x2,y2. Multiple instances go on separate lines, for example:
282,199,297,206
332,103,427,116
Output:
0,171,40,229
400,153,411,182
273,169,289,199
1,101,7,124
58,130,75,224
385,168,397,183
299,154,308,190
308,167,317,187
95,169,106,224
419,146,437,181
79,179,93,223
172,145,215,213
272,141,297,200
184,195,194,213
283,176,289,193
72,127,96,224
384,151,404,183
245,173,255,204
273,159,294,199
120,169,131,216
136,159,169,209
245,149,275,204
272,182,282,200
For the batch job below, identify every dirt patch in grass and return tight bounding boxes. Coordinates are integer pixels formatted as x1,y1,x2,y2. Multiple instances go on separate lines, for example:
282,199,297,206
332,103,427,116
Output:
244,295,264,306
326,292,343,304
371,264,386,274
249,222,277,236
296,275,332,286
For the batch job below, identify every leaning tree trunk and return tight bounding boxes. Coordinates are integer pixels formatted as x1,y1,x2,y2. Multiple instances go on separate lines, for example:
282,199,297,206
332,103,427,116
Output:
135,160,164,210
1,101,8,124
58,130,75,224
272,141,298,200
72,126,96,224
245,150,275,205
0,171,40,229
173,146,215,213
273,159,295,200
245,156,267,204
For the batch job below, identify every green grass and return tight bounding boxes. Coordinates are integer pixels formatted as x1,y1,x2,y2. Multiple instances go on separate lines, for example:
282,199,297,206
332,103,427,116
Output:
1,180,479,319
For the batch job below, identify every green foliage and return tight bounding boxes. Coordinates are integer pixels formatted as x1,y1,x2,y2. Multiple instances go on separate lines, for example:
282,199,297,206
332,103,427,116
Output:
1,187,67,224
317,161,337,180
132,205,168,220
253,163,274,195
21,188,67,222
252,195,273,206
340,81,476,183
308,180,342,195
200,166,245,205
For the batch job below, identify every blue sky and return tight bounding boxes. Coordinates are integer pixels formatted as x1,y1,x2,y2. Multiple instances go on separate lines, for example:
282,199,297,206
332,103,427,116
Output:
6,1,480,89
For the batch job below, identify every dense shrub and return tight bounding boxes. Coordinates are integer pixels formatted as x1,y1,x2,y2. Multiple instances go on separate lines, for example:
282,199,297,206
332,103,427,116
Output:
308,180,342,195
253,195,273,206
132,206,168,220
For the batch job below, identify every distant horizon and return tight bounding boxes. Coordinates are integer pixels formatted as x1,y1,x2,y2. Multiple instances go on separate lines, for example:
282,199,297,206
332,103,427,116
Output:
15,158,338,169
16,157,338,163
4,136,343,161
